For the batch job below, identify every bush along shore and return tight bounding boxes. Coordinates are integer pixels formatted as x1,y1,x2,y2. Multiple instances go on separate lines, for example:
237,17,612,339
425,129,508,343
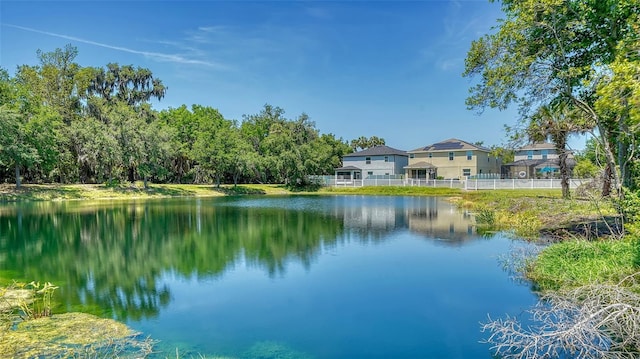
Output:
456,189,640,359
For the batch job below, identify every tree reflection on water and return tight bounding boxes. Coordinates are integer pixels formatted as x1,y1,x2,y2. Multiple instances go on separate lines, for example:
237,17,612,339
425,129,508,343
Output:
0,195,475,321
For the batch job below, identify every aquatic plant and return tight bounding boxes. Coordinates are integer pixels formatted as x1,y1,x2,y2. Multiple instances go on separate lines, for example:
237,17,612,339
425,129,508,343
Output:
16,281,58,319
0,281,155,358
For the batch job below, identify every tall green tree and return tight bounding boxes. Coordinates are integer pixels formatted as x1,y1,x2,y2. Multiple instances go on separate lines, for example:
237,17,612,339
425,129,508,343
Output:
0,106,39,188
310,134,352,175
23,108,65,183
464,0,640,198
15,44,81,124
69,117,121,183
527,102,591,198
13,46,87,183
80,63,166,108
240,104,287,183
191,106,233,186
158,105,200,183
137,120,174,188
594,17,640,190
1,68,62,187
224,123,251,187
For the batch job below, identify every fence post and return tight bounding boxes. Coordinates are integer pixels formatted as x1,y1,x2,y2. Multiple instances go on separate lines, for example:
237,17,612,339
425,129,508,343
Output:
493,179,496,190
513,178,515,189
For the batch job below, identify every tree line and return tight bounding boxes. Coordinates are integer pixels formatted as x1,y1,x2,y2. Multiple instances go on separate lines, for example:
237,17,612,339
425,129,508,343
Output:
0,45,392,188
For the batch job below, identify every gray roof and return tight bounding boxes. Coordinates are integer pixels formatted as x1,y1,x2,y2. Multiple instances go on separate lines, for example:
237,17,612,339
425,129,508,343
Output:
408,138,491,153
335,166,361,171
343,145,408,157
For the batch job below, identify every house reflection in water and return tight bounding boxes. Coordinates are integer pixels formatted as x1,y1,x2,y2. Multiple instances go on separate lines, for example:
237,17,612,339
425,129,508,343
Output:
331,196,477,246
404,197,476,246
332,196,407,242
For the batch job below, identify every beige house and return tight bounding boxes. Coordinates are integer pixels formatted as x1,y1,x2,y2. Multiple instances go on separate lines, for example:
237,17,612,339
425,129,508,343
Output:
405,138,501,180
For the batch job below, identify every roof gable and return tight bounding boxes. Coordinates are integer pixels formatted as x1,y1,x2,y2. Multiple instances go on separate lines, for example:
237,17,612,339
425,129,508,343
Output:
343,145,408,157
408,138,490,153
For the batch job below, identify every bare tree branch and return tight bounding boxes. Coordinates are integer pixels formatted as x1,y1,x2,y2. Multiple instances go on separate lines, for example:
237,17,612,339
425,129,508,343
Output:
483,277,640,359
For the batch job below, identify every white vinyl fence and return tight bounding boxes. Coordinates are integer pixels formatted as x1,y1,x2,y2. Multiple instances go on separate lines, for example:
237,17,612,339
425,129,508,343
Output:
310,176,589,190
463,178,588,190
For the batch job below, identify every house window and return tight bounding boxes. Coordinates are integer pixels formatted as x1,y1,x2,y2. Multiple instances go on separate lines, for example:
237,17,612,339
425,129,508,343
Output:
428,153,433,158
449,152,454,161
367,171,373,177
409,153,415,158
384,156,389,162
527,150,533,160
541,150,548,160
366,157,371,164
466,151,473,160
463,168,471,177
385,172,389,176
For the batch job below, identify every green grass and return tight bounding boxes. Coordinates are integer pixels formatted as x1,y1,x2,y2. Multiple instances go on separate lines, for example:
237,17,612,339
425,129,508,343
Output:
455,189,617,239
462,190,638,294
0,183,464,201
528,238,640,291
0,183,294,202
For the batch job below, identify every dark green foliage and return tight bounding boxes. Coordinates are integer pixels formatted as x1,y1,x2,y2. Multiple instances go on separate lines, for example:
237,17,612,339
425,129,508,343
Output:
464,0,640,199
617,189,640,236
0,46,354,187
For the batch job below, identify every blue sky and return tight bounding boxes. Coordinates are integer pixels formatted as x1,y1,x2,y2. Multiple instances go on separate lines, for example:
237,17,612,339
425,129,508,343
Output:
0,1,586,151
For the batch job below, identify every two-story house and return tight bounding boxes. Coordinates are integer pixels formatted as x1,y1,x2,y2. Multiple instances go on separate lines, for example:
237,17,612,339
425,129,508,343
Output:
334,145,409,181
405,138,501,180
503,142,576,179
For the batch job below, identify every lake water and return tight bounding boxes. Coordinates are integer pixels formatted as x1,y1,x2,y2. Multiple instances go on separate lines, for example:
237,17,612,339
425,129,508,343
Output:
0,195,538,358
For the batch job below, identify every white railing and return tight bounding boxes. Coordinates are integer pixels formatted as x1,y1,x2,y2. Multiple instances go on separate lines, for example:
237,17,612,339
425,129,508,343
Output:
317,178,464,188
311,176,590,190
463,178,588,190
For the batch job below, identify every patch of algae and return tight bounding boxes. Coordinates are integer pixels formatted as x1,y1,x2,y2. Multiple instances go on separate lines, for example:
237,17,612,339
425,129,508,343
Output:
244,341,313,359
0,312,153,358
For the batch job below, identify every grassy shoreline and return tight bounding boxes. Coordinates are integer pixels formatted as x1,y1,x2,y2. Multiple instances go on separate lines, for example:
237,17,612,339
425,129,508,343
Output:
453,189,638,292
0,183,291,202
0,183,464,202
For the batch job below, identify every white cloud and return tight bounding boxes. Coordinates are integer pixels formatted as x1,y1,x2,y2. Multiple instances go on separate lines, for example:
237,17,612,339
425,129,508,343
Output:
4,24,230,70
